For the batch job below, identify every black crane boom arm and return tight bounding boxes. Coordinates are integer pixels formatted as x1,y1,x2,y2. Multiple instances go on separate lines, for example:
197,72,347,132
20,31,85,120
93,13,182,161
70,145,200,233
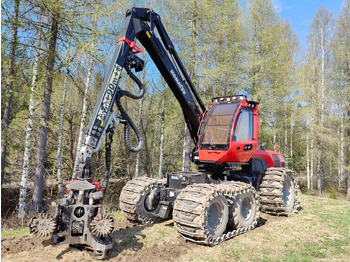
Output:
128,7,206,141
76,7,205,180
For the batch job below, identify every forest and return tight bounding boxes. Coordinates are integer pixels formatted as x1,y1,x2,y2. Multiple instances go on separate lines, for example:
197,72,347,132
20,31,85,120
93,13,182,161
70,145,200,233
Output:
1,0,350,220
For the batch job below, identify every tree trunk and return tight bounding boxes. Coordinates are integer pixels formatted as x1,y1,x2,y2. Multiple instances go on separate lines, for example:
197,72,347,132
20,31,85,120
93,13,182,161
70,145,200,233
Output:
306,133,310,190
57,69,69,198
158,96,165,179
347,63,350,200
284,119,288,168
1,0,20,186
67,115,75,172
329,155,332,188
347,110,350,199
339,108,344,187
317,21,326,196
182,3,197,172
32,15,58,212
310,137,314,190
290,124,293,168
135,54,146,178
72,55,93,179
135,99,143,178
290,110,294,169
18,20,41,217
273,117,277,151
317,155,323,196
182,124,191,172
347,174,350,200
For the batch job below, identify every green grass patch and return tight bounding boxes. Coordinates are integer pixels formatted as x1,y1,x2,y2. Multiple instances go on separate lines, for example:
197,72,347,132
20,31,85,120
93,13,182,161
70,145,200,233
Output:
113,211,125,221
282,242,327,261
1,227,28,238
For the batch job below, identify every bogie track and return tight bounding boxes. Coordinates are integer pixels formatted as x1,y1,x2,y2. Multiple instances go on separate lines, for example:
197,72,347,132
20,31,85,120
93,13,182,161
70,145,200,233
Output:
173,181,260,245
120,168,300,245
259,167,300,216
119,177,165,224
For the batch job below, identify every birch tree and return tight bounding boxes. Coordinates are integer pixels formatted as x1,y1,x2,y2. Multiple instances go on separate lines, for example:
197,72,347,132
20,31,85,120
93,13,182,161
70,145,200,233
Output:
134,99,143,178
307,7,333,196
306,133,310,190
332,0,350,198
18,13,42,217
135,54,147,178
158,93,165,179
72,54,94,179
57,68,69,198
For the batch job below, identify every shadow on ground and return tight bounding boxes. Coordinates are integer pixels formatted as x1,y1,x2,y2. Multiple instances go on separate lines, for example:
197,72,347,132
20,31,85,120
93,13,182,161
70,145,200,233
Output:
108,224,147,259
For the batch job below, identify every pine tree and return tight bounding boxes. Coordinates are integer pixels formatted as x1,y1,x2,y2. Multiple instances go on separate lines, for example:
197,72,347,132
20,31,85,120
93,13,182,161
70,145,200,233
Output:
32,12,59,211
1,0,20,186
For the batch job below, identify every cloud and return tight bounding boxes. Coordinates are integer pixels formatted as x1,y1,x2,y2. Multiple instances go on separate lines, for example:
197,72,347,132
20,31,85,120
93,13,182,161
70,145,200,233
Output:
274,0,294,14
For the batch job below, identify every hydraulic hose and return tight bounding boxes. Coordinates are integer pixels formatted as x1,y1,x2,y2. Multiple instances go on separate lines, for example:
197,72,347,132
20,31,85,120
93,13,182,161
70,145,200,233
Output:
116,61,145,152
101,127,113,197
123,63,145,99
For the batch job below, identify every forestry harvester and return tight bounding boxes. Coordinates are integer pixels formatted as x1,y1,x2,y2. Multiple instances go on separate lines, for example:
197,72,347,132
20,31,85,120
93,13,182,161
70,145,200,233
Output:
29,7,299,259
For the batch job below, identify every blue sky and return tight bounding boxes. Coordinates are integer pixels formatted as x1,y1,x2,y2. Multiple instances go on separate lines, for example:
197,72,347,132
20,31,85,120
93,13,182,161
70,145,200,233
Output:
276,0,344,51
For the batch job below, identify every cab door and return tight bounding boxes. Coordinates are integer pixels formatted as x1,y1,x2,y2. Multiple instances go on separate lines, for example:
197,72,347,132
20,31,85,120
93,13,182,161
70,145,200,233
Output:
231,108,258,162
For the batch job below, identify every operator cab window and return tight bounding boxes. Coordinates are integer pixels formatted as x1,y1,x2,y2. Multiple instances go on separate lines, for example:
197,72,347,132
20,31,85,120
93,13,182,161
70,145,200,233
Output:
233,108,253,141
199,103,239,150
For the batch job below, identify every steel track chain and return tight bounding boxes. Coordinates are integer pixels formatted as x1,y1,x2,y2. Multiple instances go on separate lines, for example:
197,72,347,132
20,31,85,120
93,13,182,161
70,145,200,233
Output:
119,177,165,224
173,181,260,245
259,167,300,216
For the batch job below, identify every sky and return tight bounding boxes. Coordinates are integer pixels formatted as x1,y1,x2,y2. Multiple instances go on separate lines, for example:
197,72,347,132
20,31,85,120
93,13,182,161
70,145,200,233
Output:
276,0,344,51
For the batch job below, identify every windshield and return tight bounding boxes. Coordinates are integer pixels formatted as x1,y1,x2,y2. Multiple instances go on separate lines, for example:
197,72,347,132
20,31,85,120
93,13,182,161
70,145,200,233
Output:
199,102,239,150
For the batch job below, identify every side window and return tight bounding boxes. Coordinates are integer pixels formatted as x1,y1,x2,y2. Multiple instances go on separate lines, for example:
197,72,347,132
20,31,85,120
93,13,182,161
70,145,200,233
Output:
234,109,253,141
272,154,281,167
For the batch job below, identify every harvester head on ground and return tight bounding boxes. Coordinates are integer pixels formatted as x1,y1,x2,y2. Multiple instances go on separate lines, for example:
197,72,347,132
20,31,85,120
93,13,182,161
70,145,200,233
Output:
29,179,115,259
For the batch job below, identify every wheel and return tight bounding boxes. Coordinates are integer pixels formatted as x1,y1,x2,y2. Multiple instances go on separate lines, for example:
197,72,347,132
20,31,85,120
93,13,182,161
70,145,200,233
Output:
206,195,229,239
259,168,300,216
173,184,230,244
229,191,258,229
174,182,258,245
119,177,164,224
136,186,161,222
282,175,295,213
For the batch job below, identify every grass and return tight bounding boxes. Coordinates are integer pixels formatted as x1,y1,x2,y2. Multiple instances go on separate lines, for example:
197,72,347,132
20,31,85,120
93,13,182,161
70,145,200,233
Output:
1,227,28,238
146,194,350,262
2,194,350,262
113,211,125,221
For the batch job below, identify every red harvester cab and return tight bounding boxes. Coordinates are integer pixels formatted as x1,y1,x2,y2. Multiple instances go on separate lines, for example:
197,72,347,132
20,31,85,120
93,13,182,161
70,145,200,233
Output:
197,95,285,169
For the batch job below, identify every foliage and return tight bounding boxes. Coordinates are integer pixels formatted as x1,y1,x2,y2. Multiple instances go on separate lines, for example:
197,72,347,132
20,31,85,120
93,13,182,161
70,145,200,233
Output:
1,0,349,204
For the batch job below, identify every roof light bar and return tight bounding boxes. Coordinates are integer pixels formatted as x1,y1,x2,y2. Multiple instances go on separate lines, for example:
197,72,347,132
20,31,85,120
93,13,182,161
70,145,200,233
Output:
212,95,247,103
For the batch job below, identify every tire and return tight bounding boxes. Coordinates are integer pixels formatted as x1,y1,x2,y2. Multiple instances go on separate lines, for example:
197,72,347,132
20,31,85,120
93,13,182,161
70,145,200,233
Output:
119,177,163,224
136,186,161,222
229,191,258,229
206,195,229,239
282,174,295,213
173,184,229,244
173,182,258,245
259,168,300,216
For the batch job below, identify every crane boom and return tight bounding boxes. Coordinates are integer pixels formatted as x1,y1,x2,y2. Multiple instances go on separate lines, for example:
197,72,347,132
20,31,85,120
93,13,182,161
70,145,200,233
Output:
75,7,205,179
